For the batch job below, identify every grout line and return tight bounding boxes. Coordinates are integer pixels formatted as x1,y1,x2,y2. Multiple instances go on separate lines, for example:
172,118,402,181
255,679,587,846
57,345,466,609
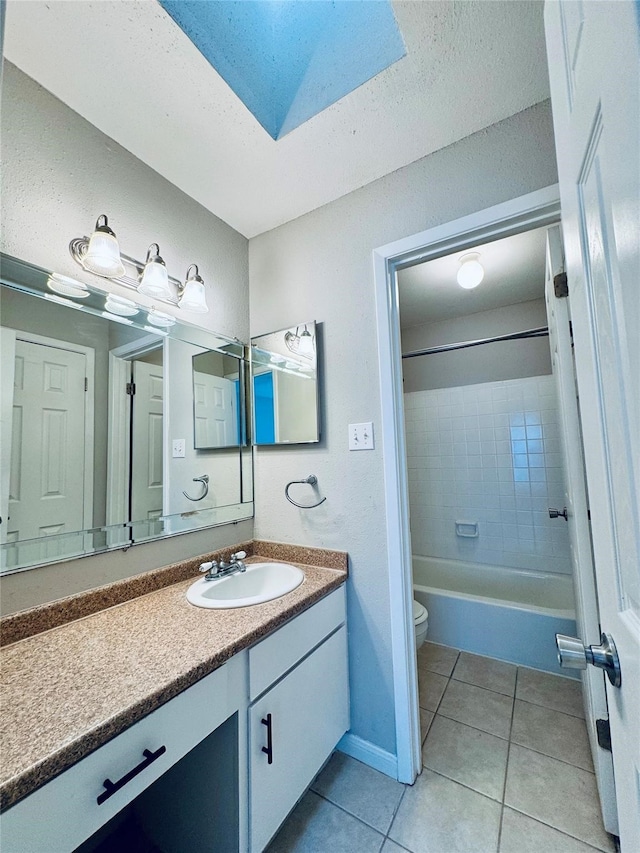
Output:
507,740,596,775
423,766,504,805
310,792,388,841
497,667,519,852
505,805,614,853
385,786,409,847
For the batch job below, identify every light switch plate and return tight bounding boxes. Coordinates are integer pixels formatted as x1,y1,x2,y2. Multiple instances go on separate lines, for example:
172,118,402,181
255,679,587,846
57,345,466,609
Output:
349,422,374,450
172,438,186,458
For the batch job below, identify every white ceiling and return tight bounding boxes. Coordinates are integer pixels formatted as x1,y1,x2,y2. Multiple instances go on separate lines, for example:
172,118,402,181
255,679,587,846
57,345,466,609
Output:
397,226,549,328
3,1,550,239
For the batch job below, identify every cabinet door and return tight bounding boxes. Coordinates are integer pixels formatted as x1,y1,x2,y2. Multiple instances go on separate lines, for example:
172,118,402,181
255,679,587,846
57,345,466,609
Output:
249,627,349,852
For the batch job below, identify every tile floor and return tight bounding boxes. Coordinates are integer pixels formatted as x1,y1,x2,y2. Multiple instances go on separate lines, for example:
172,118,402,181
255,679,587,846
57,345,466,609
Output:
267,643,618,853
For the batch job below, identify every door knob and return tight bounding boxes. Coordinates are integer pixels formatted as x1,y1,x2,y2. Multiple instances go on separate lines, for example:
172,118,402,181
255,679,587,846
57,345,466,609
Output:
549,507,569,520
555,632,621,687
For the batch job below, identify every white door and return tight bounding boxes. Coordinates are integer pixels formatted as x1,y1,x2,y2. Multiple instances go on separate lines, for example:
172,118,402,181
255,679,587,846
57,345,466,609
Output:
545,2,640,848
193,371,237,447
131,360,164,526
545,224,617,832
8,338,87,542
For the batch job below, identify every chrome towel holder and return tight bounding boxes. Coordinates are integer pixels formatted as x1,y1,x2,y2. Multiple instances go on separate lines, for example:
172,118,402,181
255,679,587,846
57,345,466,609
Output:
285,475,326,509
183,474,209,501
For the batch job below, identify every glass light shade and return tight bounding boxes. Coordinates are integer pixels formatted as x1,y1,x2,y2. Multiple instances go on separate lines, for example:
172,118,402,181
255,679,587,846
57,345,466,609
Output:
147,309,176,327
457,254,484,289
47,274,89,298
179,279,208,313
139,259,172,300
83,230,125,277
298,328,314,358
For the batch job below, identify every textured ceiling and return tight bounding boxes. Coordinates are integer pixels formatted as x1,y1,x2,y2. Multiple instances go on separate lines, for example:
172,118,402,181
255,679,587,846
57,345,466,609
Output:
4,1,550,238
397,227,549,328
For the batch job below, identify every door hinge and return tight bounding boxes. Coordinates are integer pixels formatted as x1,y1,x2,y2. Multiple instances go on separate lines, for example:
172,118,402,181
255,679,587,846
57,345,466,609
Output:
596,718,612,752
126,382,136,396
554,271,569,298
84,377,88,391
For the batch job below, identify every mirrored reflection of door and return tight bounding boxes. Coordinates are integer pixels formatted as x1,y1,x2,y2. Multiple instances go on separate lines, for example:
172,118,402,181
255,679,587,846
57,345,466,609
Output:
6,338,90,564
131,360,163,530
193,371,237,447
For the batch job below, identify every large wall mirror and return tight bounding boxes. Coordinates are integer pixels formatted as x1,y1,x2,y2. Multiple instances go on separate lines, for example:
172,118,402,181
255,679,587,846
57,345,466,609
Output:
251,322,320,445
0,254,253,574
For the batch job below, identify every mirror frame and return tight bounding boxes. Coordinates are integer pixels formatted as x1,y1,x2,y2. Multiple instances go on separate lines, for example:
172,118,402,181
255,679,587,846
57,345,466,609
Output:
0,253,253,575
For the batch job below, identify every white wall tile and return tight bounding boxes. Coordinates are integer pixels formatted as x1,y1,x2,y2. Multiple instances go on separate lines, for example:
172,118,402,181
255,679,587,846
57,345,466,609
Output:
404,375,571,574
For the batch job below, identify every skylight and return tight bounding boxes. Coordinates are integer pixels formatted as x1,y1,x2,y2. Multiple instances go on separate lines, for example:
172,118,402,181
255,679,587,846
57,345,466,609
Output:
158,0,406,139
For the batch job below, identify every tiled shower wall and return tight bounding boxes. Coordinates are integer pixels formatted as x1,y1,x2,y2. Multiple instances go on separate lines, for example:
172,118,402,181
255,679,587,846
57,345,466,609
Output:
404,375,571,574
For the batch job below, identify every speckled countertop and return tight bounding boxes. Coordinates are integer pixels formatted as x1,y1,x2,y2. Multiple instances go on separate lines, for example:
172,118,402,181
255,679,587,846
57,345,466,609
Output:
0,543,347,812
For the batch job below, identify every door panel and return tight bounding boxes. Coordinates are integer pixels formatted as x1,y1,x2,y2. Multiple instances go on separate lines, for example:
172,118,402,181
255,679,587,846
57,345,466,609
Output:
545,224,617,831
545,2,640,847
131,360,164,524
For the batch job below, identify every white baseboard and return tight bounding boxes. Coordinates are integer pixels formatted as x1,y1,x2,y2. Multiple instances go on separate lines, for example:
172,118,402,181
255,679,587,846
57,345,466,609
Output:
337,733,398,779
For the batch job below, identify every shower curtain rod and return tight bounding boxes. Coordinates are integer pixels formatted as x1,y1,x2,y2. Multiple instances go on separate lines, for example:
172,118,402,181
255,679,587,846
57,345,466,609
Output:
402,326,549,359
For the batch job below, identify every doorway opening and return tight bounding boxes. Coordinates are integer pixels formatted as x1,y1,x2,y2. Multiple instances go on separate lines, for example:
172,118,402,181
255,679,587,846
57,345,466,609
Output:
373,183,616,832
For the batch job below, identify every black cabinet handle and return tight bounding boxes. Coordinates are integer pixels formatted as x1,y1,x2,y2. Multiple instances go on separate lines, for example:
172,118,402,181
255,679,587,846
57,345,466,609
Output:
261,714,273,765
97,745,166,805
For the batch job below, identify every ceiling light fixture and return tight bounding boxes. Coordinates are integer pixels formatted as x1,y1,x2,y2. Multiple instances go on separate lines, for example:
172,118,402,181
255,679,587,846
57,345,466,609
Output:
69,215,210,313
457,253,484,289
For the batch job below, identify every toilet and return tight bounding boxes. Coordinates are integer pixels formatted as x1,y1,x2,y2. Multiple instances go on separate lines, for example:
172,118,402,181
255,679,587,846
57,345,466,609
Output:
413,600,429,650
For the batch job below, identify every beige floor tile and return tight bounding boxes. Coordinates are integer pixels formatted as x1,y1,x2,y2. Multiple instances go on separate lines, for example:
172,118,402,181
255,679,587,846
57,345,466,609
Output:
453,651,517,696
438,678,513,739
381,840,410,853
266,791,385,853
420,709,434,744
310,752,405,834
417,642,459,677
417,669,448,712
504,745,615,852
499,807,605,853
511,699,593,770
389,768,501,853
516,668,584,717
422,715,509,801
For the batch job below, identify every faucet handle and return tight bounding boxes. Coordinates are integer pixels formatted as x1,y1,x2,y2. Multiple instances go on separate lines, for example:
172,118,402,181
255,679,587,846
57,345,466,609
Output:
232,551,246,561
199,560,218,573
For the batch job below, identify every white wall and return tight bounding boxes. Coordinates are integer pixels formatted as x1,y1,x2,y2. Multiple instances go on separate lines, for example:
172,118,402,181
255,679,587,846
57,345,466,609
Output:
0,63,252,613
405,376,571,574
249,101,558,758
402,299,552,392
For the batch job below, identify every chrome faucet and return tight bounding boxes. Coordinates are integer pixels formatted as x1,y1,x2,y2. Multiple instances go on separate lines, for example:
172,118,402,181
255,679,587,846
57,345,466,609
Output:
199,551,247,582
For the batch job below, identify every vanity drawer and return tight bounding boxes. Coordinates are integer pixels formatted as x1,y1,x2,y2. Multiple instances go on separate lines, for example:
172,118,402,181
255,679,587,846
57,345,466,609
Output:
0,653,245,853
249,586,346,700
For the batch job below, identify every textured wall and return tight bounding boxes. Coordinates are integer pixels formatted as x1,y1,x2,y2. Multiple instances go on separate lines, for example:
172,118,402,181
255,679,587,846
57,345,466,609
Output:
0,64,252,613
402,299,552,392
405,376,571,574
249,101,558,757
0,63,249,342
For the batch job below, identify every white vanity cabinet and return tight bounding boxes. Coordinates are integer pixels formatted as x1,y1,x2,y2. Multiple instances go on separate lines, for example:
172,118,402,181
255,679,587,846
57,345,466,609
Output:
247,588,349,852
0,653,246,853
0,585,349,853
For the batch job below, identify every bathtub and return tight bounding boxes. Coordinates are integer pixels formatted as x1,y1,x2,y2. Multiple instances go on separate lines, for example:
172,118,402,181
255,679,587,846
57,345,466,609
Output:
412,555,578,676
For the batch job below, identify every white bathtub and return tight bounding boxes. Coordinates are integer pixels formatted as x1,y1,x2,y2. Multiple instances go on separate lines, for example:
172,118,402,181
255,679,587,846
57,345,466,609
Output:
413,555,578,675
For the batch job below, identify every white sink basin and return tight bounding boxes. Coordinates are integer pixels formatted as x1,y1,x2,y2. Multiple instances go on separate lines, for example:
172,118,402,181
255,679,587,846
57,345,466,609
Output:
186,562,305,609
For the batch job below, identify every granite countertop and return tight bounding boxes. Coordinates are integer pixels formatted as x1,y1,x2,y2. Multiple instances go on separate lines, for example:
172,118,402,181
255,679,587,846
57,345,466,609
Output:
0,544,347,812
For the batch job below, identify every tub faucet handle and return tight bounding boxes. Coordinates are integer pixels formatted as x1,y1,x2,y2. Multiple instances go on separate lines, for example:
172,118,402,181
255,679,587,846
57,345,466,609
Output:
548,507,569,521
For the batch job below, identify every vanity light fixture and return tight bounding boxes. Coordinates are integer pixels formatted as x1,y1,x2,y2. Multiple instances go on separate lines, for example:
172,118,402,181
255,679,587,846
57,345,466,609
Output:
147,309,176,328
104,295,139,317
284,324,315,359
69,215,209,313
178,264,209,314
82,215,126,278
139,244,172,300
457,253,484,289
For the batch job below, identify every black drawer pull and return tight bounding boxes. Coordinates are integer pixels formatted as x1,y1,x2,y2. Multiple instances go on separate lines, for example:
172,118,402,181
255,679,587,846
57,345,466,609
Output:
97,745,166,805
261,714,273,765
